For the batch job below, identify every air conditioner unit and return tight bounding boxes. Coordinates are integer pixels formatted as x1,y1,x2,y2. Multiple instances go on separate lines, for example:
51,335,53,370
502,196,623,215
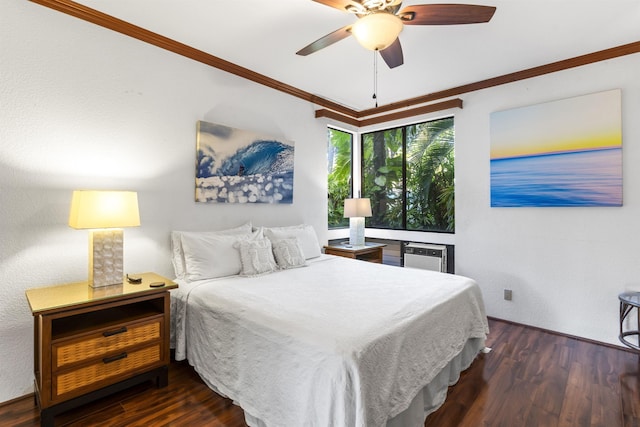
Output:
403,243,447,273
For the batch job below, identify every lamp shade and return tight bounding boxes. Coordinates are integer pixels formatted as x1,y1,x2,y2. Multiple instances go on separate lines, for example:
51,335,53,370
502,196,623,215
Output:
351,12,403,51
69,190,140,229
344,198,372,218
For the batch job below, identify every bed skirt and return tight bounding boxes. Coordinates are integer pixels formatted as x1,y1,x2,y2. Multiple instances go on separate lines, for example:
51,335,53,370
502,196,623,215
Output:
239,337,485,427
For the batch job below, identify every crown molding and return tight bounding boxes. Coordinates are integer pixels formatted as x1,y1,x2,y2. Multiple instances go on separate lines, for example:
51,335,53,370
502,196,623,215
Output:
30,0,640,127
355,41,640,119
28,0,359,118
316,98,463,127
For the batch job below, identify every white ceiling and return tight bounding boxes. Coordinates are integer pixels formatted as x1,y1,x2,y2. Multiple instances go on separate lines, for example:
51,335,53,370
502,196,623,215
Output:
77,0,639,111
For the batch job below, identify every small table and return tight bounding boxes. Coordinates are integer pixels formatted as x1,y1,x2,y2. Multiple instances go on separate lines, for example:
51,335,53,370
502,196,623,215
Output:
619,292,640,351
323,242,386,263
26,273,178,426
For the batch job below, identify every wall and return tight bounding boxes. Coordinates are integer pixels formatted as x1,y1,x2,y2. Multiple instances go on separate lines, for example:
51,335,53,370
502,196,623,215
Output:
455,54,640,346
0,1,327,402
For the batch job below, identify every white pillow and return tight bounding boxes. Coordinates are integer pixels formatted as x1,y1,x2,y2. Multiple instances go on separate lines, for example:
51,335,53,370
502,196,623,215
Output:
171,222,252,279
179,228,259,281
263,224,321,259
235,238,278,277
271,238,306,269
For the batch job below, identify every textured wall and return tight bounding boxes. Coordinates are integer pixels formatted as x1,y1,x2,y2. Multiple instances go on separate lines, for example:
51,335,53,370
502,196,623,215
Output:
454,55,640,345
1,1,327,402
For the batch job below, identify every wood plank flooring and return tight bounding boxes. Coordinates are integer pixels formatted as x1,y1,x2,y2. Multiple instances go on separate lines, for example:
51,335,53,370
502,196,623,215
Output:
424,319,640,427
1,318,638,426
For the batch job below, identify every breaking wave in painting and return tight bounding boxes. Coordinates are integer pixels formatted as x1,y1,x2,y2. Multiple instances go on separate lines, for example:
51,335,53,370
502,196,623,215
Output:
490,147,622,207
196,140,294,204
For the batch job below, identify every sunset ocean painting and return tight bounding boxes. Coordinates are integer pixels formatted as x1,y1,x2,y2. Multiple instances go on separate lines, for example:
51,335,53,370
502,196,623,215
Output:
490,89,622,207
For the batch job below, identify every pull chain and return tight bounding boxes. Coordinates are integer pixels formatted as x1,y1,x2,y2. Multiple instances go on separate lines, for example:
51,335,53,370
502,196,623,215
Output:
372,51,378,108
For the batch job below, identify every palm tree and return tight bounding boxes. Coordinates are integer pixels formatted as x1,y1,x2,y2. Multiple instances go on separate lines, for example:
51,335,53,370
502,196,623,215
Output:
362,128,403,229
406,118,455,231
332,117,455,233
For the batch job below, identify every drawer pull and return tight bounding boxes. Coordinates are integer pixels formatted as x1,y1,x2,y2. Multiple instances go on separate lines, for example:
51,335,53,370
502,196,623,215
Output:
103,352,128,364
102,326,128,337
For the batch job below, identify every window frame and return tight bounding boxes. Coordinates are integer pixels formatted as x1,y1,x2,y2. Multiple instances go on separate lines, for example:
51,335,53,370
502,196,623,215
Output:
360,116,455,234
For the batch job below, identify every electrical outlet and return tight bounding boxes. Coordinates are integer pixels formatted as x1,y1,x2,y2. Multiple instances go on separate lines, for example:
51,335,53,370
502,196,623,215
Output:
504,289,513,301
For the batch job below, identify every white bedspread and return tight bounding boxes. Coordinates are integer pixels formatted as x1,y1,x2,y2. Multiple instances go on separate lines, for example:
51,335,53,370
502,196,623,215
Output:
171,255,488,427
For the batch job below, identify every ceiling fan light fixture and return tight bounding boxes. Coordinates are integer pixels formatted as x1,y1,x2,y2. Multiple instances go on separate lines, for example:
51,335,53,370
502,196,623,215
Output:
351,12,403,51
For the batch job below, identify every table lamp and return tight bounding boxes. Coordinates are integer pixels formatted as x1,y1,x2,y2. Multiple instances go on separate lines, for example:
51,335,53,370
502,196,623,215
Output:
68,190,140,287
343,198,372,247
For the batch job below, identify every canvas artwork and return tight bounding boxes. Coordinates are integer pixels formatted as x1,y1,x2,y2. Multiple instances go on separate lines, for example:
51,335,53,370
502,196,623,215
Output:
490,89,622,207
195,121,295,204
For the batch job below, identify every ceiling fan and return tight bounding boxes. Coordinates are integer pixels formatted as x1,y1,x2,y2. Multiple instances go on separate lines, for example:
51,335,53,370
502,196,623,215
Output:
296,0,496,68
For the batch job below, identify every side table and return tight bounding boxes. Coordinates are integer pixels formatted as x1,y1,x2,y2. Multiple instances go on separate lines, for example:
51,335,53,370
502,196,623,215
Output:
619,291,640,351
323,242,386,263
26,272,178,426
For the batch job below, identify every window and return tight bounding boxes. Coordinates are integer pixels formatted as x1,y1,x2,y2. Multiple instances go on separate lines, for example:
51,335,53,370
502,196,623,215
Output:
362,117,455,233
327,128,353,229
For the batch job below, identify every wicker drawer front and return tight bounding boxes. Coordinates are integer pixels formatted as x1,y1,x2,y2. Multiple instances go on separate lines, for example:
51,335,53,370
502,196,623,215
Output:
53,319,161,369
54,344,161,397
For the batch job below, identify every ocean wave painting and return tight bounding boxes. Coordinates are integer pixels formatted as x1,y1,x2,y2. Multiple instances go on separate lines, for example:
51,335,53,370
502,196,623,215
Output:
490,89,622,207
196,121,295,204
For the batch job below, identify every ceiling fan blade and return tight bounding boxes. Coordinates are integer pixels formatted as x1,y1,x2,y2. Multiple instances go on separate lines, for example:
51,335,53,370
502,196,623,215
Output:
399,4,496,25
379,38,404,68
296,25,353,56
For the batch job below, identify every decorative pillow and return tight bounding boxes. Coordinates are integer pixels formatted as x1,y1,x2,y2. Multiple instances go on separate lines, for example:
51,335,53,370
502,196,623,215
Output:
170,222,252,279
235,238,278,277
179,228,259,281
271,238,306,269
263,224,321,260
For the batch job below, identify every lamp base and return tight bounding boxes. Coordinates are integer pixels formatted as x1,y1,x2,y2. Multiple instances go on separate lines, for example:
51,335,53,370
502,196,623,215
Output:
349,217,365,247
89,229,124,287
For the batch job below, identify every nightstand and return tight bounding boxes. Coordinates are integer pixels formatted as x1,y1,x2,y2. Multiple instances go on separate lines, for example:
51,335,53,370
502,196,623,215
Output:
324,242,386,263
25,272,178,427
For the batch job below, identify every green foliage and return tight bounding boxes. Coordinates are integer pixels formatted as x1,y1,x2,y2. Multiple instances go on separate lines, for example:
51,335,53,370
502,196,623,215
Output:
362,128,403,228
327,129,352,228
406,117,455,232
362,117,455,232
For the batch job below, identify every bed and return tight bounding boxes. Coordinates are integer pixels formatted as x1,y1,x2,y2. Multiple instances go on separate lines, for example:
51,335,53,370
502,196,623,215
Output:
170,224,489,427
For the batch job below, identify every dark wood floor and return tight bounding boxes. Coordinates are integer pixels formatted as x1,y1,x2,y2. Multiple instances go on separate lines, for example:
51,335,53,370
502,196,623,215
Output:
1,318,638,426
425,319,640,427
